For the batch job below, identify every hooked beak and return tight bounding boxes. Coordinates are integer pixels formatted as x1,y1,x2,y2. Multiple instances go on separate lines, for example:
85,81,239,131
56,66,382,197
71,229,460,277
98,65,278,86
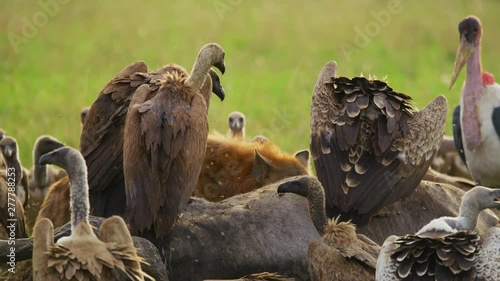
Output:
214,61,225,75
215,86,225,101
449,35,476,90
39,151,55,166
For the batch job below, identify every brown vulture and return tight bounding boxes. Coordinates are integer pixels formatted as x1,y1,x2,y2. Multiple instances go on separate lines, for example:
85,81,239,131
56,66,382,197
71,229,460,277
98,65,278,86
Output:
310,61,448,226
122,43,225,245
80,52,224,218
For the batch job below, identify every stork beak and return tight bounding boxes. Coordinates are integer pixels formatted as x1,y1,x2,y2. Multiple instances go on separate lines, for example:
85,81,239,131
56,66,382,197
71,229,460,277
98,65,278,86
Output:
449,35,476,90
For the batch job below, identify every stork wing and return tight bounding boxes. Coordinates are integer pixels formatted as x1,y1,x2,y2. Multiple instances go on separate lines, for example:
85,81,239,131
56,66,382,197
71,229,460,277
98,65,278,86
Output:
452,105,467,166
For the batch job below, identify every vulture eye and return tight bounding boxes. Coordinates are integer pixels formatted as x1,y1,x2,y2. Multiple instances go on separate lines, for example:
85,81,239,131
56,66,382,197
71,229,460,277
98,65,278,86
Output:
239,118,243,123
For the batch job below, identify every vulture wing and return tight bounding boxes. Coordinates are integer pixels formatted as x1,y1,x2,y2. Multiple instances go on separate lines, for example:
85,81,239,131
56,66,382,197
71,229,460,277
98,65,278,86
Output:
311,70,447,226
124,71,208,241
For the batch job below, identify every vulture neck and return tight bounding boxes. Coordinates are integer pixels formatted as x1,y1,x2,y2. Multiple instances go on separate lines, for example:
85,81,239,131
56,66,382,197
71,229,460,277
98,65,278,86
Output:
5,156,22,187
187,54,212,90
68,165,90,232
462,42,483,151
308,181,329,235
34,149,49,186
457,199,481,231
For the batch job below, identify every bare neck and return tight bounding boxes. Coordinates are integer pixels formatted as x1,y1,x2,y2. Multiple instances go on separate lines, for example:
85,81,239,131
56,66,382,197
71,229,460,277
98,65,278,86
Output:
308,181,328,235
457,201,481,230
187,55,211,90
5,157,22,187
68,167,90,231
462,43,483,151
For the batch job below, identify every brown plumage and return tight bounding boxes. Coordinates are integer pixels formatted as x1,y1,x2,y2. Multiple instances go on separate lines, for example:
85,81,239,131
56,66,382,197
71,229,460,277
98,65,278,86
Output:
80,106,90,125
310,61,448,226
80,58,224,218
123,43,225,245
194,134,310,201
0,177,27,239
0,129,5,169
227,111,246,141
277,176,379,281
0,137,29,208
32,147,151,281
34,176,70,230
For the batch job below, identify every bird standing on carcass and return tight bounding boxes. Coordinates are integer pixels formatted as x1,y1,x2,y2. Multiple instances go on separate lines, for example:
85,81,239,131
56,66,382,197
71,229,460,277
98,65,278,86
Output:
123,43,226,252
450,15,500,187
310,61,448,226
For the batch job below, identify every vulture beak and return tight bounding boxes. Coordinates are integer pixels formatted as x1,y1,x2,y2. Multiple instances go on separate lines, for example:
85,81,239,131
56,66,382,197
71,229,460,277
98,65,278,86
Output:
215,86,225,101
214,61,226,75
209,68,225,101
449,35,476,90
277,179,308,197
39,151,56,166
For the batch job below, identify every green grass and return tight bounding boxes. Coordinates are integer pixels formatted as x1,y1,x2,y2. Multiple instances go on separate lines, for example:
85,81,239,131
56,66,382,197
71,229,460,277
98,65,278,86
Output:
2,0,500,167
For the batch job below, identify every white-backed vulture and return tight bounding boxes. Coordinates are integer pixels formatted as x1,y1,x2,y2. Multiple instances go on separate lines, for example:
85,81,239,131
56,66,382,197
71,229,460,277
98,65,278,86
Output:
28,135,67,201
204,272,294,281
449,16,500,188
34,176,70,230
277,176,379,281
227,111,245,141
80,60,224,218
32,146,151,281
0,137,29,207
376,186,500,280
123,43,225,248
310,61,448,226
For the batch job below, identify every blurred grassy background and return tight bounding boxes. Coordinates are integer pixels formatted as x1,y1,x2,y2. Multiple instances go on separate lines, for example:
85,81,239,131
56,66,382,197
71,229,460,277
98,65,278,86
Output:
1,0,499,167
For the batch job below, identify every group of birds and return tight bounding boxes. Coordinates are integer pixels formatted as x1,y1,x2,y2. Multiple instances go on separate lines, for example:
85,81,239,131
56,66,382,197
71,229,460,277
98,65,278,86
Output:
0,14,499,281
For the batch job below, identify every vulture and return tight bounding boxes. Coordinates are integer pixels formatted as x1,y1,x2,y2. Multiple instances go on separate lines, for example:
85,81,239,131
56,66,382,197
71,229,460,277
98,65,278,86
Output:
28,135,67,200
123,43,225,246
376,186,500,280
278,176,379,281
80,55,225,218
0,137,29,207
310,61,448,226
32,146,151,281
449,15,500,187
430,135,471,180
228,111,246,141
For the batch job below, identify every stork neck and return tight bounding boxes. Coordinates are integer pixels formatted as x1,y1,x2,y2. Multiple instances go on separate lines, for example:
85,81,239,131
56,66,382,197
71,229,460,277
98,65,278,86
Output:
462,45,483,151
308,181,328,235
69,168,89,231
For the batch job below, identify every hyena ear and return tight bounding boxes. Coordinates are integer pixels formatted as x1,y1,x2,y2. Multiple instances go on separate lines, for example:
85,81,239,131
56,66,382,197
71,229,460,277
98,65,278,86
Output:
294,150,310,167
252,149,273,184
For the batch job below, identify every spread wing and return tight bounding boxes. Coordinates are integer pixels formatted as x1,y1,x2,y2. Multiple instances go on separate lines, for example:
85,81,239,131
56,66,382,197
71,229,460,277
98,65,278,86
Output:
311,76,447,226
124,72,208,241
